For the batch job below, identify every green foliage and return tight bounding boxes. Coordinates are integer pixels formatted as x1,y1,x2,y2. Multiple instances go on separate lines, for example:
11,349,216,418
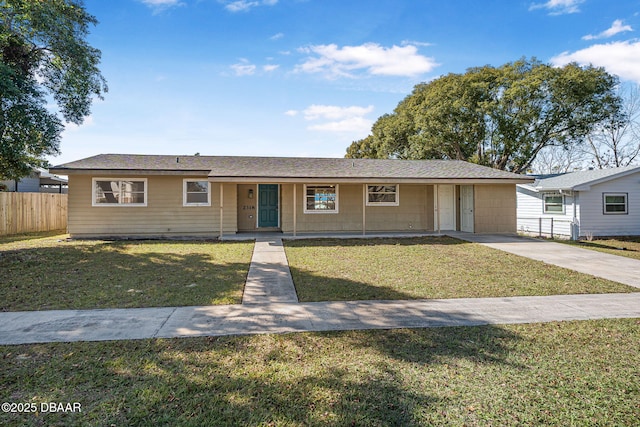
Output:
347,58,622,173
0,0,107,180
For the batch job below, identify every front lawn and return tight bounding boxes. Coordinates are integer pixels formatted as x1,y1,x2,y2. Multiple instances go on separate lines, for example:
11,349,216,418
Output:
558,237,640,261
285,237,635,302
1,319,638,426
0,234,254,311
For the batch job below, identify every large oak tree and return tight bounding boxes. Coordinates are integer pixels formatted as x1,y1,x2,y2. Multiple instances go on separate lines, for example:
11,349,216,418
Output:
346,58,623,173
0,0,106,180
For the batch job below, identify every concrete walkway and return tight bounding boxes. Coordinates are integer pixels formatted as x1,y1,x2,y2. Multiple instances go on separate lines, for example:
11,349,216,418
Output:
242,238,298,304
449,232,640,289
1,233,639,345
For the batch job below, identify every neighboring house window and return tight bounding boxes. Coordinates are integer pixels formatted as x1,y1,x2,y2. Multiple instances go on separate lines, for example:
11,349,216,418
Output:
183,180,210,206
304,185,338,213
93,179,147,206
543,194,564,214
603,193,628,214
366,185,399,206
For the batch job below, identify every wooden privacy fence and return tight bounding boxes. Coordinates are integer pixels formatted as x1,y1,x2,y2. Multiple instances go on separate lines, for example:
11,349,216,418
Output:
0,193,68,236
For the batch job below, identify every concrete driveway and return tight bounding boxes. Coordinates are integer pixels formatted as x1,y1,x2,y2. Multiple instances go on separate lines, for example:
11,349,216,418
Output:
449,232,640,289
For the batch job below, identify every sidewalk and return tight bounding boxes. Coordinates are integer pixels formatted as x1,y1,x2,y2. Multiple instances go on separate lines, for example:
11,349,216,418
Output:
1,234,639,346
1,293,639,345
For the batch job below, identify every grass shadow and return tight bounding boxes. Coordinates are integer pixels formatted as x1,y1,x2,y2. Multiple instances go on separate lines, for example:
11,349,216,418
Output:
0,230,67,244
3,319,639,425
0,324,524,426
0,240,253,311
290,265,419,301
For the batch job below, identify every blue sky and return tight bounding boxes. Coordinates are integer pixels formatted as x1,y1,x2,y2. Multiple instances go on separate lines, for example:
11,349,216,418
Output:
52,0,640,165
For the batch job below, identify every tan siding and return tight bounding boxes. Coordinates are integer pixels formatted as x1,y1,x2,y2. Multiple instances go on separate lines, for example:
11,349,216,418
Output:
68,175,221,238
237,184,257,231
474,184,517,233
220,183,237,233
282,184,434,233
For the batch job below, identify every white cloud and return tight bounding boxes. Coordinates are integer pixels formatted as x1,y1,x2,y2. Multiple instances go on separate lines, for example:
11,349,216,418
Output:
270,32,284,41
401,40,433,48
220,0,278,12
296,43,438,78
230,59,257,76
139,0,183,12
529,0,584,15
551,40,640,83
263,64,280,72
308,117,372,133
291,104,375,133
582,20,633,40
302,105,374,121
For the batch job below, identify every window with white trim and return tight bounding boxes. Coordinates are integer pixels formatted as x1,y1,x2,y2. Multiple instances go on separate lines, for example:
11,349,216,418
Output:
543,193,564,214
93,179,147,206
367,185,399,206
603,193,628,214
183,180,210,206
304,185,338,213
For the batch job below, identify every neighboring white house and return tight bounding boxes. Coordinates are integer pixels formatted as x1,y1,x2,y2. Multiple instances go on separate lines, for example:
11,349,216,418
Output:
0,168,68,193
517,165,640,239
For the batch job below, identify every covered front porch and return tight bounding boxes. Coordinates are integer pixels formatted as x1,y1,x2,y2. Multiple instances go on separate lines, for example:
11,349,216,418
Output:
214,181,496,239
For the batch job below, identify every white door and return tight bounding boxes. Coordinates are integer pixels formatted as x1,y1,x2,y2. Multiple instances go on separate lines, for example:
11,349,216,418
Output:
460,185,474,233
436,185,456,231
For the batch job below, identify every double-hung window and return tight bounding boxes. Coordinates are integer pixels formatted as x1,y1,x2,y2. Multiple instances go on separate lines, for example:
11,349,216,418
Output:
543,193,564,214
367,185,399,206
93,179,147,206
603,193,628,214
304,185,338,213
183,180,211,206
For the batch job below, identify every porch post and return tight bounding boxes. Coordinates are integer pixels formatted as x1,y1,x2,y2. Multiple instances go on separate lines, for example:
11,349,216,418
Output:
293,184,297,237
434,184,440,235
219,183,224,239
362,184,366,236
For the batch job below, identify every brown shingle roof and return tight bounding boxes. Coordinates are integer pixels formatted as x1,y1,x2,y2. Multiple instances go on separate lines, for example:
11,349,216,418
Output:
50,154,533,182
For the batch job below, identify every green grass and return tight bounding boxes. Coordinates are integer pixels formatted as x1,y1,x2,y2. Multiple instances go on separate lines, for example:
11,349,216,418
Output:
1,319,638,426
558,237,640,261
285,237,635,301
0,234,254,311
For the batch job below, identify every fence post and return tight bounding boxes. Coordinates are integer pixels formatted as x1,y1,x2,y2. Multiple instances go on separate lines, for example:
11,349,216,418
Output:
550,217,554,239
538,217,542,237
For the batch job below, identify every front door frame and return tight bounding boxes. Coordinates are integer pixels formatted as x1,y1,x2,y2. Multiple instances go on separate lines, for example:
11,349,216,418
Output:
435,184,456,232
460,185,474,233
257,184,280,228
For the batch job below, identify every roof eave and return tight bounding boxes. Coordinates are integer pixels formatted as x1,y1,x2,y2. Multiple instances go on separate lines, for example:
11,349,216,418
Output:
48,168,211,176
208,176,533,184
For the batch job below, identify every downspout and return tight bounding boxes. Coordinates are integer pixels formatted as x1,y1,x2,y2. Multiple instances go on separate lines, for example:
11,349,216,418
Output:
571,192,579,241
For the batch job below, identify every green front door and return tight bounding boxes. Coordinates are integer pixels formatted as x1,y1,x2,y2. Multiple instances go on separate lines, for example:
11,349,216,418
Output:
258,184,279,227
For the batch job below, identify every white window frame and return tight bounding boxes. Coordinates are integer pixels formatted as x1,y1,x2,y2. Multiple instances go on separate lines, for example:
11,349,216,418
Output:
543,193,564,214
183,179,211,207
603,193,628,215
366,184,400,206
304,184,339,214
92,178,148,207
